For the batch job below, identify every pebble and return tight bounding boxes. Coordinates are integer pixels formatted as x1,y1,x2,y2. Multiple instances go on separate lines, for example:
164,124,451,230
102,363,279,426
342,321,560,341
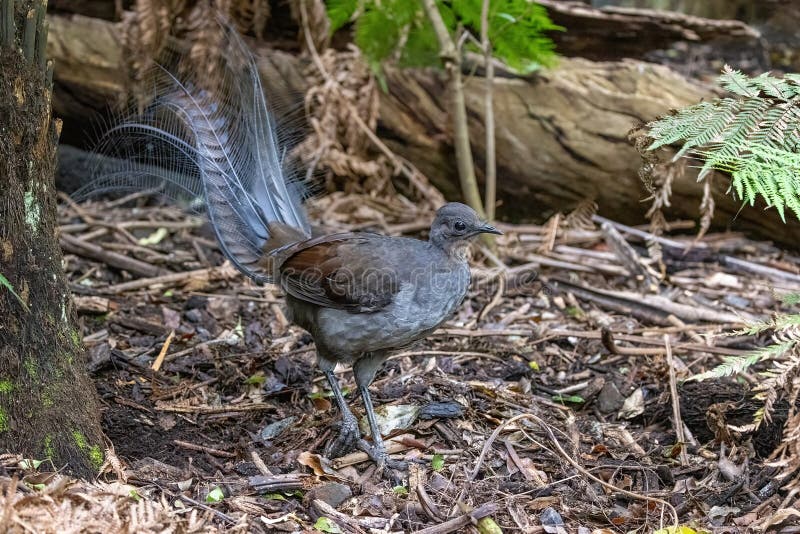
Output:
306,482,352,509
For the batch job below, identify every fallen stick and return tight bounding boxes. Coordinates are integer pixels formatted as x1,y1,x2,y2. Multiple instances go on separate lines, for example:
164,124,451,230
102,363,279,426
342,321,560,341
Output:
60,233,165,278
414,502,498,534
173,439,236,458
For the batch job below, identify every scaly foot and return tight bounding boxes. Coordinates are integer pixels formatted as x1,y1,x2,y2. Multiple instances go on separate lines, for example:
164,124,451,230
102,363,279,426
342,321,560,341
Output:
358,438,408,472
324,414,361,458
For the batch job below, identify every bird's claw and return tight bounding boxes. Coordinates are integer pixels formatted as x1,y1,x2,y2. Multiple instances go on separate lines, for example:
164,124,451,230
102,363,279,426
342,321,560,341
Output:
324,415,361,458
358,438,408,481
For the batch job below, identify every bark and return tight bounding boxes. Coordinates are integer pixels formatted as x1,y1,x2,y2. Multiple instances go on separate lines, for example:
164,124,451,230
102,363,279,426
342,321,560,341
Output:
538,0,768,69
0,0,104,477
45,12,800,246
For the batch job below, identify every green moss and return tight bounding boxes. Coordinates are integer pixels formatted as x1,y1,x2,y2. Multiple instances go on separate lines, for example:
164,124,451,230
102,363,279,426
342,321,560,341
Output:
71,430,104,471
41,390,53,408
43,435,54,459
71,430,88,450
23,358,37,380
0,379,13,394
0,408,7,432
88,446,103,470
70,329,81,348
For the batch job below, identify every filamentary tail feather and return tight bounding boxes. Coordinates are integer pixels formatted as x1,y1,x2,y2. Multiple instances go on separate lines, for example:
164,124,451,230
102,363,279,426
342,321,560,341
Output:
73,17,310,284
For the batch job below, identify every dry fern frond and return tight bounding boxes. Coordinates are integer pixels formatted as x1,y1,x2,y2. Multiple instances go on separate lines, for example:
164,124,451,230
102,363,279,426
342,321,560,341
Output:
0,475,216,533
563,199,597,231
293,45,391,193
123,0,275,106
227,0,271,38
292,0,330,53
631,124,689,271
536,212,560,254
696,173,715,242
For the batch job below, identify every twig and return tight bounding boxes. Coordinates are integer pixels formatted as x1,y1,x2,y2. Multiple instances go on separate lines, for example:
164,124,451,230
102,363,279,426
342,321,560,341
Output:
421,0,485,217
60,234,165,278
172,492,236,525
480,0,496,222
173,439,236,458
477,271,505,322
550,276,751,325
311,499,388,531
330,440,410,469
468,413,679,529
250,450,273,477
593,215,700,250
600,220,659,289
248,473,307,492
155,403,273,414
602,328,664,356
151,330,175,372
665,334,689,467
102,266,225,294
414,502,497,534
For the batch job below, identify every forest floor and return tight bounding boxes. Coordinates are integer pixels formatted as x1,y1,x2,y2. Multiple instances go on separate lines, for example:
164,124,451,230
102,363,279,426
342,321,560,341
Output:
4,192,800,533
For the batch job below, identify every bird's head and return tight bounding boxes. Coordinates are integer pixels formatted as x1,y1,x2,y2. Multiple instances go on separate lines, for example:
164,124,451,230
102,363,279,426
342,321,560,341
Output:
429,202,502,257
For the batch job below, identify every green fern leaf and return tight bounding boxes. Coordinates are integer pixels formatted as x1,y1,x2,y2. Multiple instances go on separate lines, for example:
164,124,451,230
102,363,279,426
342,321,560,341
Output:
690,342,794,382
326,0,359,33
645,67,800,222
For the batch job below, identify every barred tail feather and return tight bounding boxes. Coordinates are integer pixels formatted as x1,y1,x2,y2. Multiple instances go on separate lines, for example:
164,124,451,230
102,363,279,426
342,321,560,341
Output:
73,17,310,283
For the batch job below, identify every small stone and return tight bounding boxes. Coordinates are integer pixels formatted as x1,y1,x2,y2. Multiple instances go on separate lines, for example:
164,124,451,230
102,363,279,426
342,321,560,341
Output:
541,507,566,534
306,482,352,509
419,401,464,420
259,416,296,441
429,472,450,492
597,381,624,414
184,309,203,323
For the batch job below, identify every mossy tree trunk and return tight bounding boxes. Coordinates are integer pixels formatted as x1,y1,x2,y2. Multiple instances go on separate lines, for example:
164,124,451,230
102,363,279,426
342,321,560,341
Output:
0,0,104,477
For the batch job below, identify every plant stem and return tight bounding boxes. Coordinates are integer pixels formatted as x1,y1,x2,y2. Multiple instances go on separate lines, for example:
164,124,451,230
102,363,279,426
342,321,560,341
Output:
480,0,496,222
421,0,485,218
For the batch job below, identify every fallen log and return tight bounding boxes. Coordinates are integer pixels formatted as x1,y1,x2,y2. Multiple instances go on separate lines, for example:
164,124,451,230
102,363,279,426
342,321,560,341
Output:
46,13,800,246
537,0,768,70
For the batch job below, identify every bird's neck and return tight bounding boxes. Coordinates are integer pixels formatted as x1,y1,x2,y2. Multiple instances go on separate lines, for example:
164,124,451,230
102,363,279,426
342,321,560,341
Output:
429,239,470,262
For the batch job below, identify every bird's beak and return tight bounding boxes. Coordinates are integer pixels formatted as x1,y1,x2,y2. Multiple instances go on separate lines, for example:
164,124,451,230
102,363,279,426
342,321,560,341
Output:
477,222,502,235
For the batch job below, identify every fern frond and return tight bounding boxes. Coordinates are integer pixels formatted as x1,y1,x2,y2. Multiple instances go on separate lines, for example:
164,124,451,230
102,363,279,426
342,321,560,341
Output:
781,293,800,306
689,343,791,382
644,68,800,221
753,346,800,424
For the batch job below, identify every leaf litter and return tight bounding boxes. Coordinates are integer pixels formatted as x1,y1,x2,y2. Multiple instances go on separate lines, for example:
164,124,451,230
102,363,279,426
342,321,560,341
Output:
3,192,800,532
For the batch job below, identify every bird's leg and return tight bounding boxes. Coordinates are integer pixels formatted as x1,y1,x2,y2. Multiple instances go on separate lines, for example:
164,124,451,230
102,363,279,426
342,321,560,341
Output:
356,384,408,471
353,353,408,472
322,369,361,458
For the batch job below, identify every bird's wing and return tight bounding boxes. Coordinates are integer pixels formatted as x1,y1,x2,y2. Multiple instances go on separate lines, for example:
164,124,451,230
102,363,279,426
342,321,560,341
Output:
276,233,403,312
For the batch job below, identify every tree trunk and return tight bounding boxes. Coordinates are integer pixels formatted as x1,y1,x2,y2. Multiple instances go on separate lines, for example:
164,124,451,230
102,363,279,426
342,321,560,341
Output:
0,0,104,477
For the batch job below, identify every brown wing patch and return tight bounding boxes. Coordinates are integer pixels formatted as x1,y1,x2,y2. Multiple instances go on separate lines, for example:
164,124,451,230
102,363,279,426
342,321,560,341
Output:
278,235,400,312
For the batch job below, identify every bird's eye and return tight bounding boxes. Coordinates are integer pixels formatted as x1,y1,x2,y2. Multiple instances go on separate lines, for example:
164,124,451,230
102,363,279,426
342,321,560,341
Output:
454,220,467,232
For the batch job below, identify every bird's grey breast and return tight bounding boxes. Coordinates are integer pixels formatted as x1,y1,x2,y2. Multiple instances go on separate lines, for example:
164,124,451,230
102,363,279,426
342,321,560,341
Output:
315,253,470,357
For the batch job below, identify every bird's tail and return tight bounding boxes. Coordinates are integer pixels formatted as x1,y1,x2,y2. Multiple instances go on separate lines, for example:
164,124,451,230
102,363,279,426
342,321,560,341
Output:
73,17,311,284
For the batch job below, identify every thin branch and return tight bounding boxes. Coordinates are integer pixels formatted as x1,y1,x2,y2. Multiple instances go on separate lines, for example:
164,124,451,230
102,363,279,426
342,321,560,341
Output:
421,0,485,218
665,334,689,466
481,0,496,222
